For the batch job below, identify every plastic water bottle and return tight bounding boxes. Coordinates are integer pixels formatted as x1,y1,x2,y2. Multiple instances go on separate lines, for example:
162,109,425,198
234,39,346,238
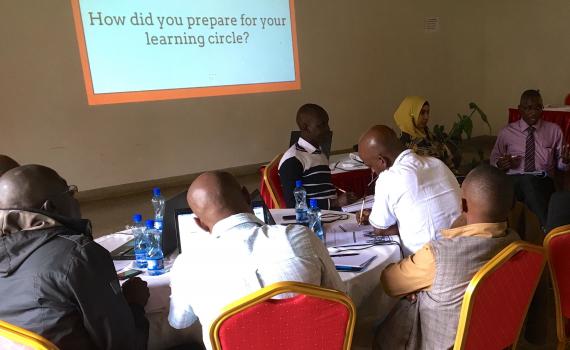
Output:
132,214,148,268
151,187,165,231
145,219,165,276
308,199,325,241
294,180,309,226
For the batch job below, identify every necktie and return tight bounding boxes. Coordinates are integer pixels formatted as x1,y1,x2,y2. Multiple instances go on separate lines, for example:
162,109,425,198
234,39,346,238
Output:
524,126,535,172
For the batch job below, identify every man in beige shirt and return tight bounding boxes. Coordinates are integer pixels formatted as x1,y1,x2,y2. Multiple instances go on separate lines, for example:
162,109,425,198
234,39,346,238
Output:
375,165,520,349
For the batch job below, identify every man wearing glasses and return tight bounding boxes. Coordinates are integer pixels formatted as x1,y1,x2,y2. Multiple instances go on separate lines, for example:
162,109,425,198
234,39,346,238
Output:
0,165,150,350
490,89,570,227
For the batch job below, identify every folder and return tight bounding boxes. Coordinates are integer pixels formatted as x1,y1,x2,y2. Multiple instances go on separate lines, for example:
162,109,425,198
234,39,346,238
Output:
332,252,377,272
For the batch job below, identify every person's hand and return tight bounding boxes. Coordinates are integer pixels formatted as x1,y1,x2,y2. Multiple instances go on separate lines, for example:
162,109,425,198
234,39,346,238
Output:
356,209,371,225
372,224,399,236
405,293,418,303
496,154,514,171
331,192,358,208
122,276,150,307
561,144,570,164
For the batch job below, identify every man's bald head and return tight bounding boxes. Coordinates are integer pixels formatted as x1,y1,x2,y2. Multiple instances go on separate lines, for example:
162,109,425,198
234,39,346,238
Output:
358,125,404,174
0,165,80,219
187,171,252,232
0,155,19,176
462,165,514,224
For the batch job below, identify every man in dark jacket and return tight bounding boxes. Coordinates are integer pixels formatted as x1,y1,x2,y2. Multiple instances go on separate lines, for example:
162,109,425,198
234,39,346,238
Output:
0,165,150,350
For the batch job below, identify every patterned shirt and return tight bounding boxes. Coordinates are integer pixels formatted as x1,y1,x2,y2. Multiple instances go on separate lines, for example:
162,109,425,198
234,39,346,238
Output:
278,137,337,209
168,213,345,350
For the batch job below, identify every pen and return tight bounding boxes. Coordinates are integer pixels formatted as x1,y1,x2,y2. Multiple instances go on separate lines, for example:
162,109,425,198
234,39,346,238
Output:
335,186,347,193
358,197,366,225
330,253,359,257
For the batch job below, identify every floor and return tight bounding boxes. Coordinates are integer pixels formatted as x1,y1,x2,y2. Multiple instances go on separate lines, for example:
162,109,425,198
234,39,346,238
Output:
80,171,561,349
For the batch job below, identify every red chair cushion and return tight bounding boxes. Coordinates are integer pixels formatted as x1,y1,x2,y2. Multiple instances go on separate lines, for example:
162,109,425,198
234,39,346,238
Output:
549,233,570,319
259,166,286,209
462,250,544,350
218,295,349,350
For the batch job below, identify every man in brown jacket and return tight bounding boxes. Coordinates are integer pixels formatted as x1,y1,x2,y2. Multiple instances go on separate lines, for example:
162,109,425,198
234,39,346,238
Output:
374,165,520,349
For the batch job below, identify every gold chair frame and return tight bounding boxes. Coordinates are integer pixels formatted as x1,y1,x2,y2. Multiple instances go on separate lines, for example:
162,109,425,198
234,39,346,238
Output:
544,224,570,349
0,320,59,350
453,241,545,350
262,153,283,209
209,281,356,350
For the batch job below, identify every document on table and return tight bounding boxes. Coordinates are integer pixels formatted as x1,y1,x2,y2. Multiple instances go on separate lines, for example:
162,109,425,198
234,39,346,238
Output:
326,223,374,247
341,195,375,213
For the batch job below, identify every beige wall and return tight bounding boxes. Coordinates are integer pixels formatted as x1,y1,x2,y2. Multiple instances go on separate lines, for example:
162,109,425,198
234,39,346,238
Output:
2,1,567,191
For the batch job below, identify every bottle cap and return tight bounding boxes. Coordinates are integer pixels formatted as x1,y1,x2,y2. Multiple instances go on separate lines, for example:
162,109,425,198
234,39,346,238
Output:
145,219,155,229
153,187,161,196
133,214,142,223
309,199,318,208
295,180,302,187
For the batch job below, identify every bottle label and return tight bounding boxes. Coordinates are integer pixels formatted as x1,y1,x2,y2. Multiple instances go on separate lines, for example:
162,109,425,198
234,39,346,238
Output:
147,258,164,271
154,220,163,231
134,253,147,268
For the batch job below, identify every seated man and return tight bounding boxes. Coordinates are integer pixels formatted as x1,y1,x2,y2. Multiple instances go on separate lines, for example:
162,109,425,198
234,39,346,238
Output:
358,125,461,255
168,171,345,350
374,165,520,350
0,165,150,350
490,89,570,227
0,154,19,176
278,103,357,209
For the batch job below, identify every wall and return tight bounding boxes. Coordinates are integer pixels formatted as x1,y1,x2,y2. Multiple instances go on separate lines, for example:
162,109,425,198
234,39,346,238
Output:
482,0,570,134
1,1,485,191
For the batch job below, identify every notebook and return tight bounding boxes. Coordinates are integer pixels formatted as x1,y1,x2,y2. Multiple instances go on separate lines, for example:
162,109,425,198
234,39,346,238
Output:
332,252,377,272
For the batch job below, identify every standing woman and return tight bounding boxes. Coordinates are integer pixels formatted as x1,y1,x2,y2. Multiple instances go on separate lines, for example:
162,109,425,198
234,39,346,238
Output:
394,96,459,172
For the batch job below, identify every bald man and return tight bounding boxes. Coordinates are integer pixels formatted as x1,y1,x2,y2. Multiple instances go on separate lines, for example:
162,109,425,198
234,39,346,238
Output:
375,165,520,350
0,154,19,176
358,125,461,255
278,103,357,209
168,171,345,350
0,165,150,350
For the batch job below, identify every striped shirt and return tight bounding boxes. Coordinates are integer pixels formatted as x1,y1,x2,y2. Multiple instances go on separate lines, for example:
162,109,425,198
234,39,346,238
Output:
278,137,337,209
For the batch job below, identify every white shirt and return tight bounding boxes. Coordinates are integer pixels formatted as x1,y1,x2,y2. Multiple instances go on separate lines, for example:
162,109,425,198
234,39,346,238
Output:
168,213,345,350
369,150,461,256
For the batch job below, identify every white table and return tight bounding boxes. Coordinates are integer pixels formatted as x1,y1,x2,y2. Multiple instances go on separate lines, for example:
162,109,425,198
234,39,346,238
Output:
96,210,400,350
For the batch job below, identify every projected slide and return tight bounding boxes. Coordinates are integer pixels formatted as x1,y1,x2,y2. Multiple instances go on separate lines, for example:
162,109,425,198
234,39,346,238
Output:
71,0,300,105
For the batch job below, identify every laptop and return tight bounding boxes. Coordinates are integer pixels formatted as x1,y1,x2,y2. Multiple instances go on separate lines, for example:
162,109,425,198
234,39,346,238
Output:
111,190,187,260
289,130,333,158
250,190,276,225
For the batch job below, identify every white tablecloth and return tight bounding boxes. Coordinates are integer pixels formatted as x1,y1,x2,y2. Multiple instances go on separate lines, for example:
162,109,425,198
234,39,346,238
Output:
96,210,400,350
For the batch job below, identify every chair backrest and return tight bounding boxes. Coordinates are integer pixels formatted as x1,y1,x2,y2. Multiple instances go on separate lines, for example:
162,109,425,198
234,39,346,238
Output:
209,281,356,350
565,93,570,106
261,154,286,209
544,224,570,343
453,241,545,350
0,320,59,350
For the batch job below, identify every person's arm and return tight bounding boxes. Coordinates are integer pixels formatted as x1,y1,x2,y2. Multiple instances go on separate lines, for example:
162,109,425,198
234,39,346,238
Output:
553,126,570,171
168,257,199,329
490,130,509,169
66,242,149,350
278,157,304,208
373,224,399,236
380,243,436,298
368,183,397,231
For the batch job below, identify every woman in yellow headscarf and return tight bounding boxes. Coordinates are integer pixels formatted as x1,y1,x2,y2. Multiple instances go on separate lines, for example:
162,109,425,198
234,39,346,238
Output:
394,96,459,172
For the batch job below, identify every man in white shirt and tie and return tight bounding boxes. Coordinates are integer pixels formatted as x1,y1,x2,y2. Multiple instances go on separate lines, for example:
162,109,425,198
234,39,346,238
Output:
168,171,345,350
357,125,462,256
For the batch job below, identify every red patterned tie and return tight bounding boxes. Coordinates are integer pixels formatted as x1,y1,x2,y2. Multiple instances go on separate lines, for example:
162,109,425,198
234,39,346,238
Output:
524,126,535,172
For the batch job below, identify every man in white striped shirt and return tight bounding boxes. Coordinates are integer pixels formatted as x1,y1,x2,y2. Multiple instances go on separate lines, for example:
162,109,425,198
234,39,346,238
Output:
278,103,357,209
168,171,345,350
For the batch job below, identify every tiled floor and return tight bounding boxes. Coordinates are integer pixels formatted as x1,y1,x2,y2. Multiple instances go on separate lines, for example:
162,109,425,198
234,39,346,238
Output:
80,171,561,349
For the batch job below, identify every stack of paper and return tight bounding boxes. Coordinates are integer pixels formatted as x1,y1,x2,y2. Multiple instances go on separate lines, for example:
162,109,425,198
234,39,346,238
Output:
341,195,375,213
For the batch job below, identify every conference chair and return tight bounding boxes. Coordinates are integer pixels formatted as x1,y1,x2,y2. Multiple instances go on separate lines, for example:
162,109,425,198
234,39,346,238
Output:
0,320,59,350
544,224,570,349
453,241,546,350
209,281,356,350
261,153,286,209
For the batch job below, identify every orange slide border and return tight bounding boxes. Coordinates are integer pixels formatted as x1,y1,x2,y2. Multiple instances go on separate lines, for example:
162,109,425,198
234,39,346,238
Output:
70,0,301,105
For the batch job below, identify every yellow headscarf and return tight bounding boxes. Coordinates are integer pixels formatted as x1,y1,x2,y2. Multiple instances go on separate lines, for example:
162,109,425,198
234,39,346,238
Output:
393,96,428,139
